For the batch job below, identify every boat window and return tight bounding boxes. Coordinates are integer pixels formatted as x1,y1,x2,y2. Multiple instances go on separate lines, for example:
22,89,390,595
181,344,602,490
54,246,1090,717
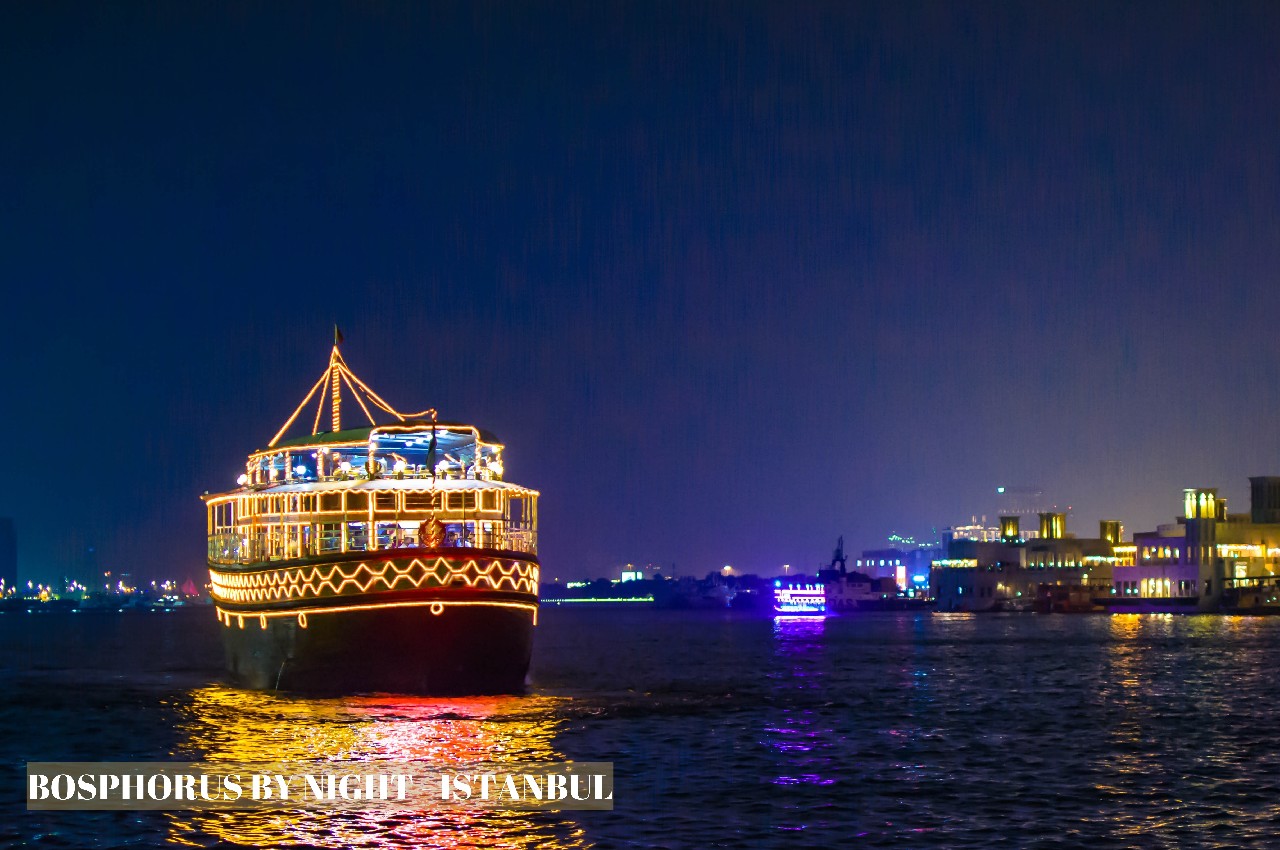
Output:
347,492,369,512
320,493,342,512
483,490,498,511
405,492,438,511
447,492,477,511
375,492,398,511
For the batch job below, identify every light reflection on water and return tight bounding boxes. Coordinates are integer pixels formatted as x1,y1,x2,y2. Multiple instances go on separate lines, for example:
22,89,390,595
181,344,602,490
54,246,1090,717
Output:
14,608,1280,847
166,688,589,849
764,617,837,845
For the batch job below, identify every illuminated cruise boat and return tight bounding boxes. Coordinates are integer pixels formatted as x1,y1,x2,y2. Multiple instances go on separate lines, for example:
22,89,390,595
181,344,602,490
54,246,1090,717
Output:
773,581,826,616
202,338,539,694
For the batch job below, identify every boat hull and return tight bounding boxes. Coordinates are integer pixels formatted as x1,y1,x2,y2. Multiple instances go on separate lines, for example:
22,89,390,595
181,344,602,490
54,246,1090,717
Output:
210,548,538,695
220,601,534,694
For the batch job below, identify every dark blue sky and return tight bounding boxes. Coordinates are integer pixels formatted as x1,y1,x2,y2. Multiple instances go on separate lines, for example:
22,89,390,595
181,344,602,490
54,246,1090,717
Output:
3,2,1279,584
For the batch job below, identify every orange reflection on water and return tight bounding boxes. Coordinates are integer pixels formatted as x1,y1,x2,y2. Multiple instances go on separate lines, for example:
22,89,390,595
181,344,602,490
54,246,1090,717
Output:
166,686,590,849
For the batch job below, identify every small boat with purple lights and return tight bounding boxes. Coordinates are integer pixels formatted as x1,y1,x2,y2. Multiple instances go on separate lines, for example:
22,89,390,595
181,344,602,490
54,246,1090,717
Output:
773,581,827,616
201,335,540,694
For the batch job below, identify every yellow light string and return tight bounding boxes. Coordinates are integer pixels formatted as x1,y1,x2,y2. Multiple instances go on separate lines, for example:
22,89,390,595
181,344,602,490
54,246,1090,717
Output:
215,598,537,628
337,362,437,421
334,363,401,418
339,368,379,427
209,556,539,604
330,353,341,432
268,366,332,448
266,342,443,450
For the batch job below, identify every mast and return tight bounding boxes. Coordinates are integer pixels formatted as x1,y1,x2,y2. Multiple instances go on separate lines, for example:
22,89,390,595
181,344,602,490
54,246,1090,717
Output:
266,329,437,448
330,326,343,432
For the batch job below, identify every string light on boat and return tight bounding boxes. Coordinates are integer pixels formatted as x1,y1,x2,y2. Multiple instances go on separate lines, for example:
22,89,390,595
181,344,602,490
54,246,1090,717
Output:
208,555,539,605
773,583,826,615
267,343,443,448
214,598,538,628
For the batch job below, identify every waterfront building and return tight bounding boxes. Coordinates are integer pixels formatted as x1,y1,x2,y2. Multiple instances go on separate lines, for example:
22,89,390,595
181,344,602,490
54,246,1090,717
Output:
1111,481,1280,611
931,514,1115,612
944,517,1003,543
858,543,942,593
932,478,1280,613
856,548,906,588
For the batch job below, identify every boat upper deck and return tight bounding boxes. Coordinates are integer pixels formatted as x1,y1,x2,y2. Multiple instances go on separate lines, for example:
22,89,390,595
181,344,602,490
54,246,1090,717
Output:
204,339,539,566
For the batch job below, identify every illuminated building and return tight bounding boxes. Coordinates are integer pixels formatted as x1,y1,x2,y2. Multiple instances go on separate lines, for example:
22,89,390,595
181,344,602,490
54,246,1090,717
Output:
1111,483,1280,612
944,516,1002,543
858,543,941,592
202,337,539,693
932,516,1115,612
856,548,906,588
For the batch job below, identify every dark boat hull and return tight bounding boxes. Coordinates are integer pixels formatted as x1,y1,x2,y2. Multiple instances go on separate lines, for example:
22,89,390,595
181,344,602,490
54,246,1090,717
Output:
210,548,538,695
220,602,534,694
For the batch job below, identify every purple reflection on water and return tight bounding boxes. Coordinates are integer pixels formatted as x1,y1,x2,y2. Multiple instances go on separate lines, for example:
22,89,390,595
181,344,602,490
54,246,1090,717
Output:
764,616,839,800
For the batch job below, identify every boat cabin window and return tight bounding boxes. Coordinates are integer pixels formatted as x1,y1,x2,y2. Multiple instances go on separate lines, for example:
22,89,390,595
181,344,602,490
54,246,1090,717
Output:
405,492,438,511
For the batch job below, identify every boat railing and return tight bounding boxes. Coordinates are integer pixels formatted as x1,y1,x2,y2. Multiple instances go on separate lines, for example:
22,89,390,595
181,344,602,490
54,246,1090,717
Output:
252,468,502,487
208,527,537,566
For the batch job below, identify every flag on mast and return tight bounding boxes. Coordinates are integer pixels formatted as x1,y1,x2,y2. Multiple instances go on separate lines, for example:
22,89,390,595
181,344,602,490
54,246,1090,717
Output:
334,324,344,345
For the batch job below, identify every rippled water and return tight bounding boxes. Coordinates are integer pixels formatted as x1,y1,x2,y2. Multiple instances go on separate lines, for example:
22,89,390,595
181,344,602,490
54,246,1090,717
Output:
5,607,1280,847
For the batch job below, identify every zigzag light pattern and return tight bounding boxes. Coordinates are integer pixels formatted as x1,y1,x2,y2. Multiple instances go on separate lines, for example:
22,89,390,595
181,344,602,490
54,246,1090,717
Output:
209,556,538,605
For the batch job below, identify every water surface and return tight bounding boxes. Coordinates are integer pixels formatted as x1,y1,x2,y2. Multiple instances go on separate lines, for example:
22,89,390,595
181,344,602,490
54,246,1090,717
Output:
3,607,1279,847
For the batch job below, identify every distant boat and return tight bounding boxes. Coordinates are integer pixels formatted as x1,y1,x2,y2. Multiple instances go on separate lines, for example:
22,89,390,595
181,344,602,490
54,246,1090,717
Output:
773,581,826,616
202,339,540,694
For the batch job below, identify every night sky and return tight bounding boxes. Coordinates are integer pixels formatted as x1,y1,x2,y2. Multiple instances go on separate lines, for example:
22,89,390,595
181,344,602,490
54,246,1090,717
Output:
3,3,1279,584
